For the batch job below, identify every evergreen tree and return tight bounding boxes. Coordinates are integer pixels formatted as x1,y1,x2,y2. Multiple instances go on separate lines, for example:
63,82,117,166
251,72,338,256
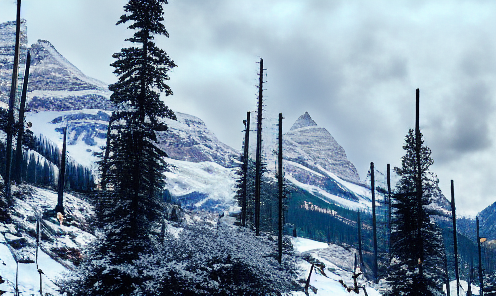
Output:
27,153,36,184
386,129,446,296
234,154,283,234
69,1,176,294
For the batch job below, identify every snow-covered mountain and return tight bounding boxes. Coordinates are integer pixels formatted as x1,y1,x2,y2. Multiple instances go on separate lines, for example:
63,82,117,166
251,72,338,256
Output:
283,112,373,210
1,20,458,216
157,112,239,168
0,20,28,105
0,20,112,111
27,39,112,111
2,20,376,213
285,112,360,183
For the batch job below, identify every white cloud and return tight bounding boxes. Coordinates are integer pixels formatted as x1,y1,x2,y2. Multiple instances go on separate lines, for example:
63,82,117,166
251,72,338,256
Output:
1,0,496,215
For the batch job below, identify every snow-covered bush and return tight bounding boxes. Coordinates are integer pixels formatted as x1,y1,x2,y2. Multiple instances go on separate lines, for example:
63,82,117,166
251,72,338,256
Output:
138,221,301,295
60,220,301,295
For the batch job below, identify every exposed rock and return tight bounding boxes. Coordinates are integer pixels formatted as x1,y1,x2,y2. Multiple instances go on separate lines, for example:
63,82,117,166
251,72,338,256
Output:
284,112,360,183
157,112,239,168
27,39,112,111
0,21,112,111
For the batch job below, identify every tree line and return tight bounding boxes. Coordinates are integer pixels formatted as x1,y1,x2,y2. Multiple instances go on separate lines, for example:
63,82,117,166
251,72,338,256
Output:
0,133,94,192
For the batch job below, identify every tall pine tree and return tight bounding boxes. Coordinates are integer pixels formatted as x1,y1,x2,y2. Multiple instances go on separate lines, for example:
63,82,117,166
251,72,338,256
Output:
386,129,446,296
66,1,176,294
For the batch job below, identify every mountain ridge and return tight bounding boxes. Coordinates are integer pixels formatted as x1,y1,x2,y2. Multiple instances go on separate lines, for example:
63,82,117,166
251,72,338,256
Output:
284,111,361,184
290,111,318,131
0,21,112,111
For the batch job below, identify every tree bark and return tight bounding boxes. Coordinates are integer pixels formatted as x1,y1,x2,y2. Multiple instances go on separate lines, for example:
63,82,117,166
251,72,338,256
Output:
254,58,263,236
371,162,378,283
451,180,460,296
14,50,30,183
6,0,22,204
241,112,250,227
277,113,283,264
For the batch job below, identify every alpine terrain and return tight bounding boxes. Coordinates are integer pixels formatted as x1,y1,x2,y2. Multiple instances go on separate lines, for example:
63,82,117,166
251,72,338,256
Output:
0,15,495,295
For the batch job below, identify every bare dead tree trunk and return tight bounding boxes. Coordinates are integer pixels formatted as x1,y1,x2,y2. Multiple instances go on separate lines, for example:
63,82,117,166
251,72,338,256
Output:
277,113,283,264
6,0,22,204
241,112,250,227
415,88,424,278
55,127,67,215
13,50,30,183
371,162,378,283
387,163,391,260
254,58,264,236
451,180,460,296
477,216,483,296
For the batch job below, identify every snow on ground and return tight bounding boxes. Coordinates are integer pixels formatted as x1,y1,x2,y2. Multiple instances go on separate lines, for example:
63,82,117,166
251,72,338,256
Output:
26,109,110,169
445,280,480,295
0,185,96,295
0,243,67,295
164,158,238,212
286,174,370,211
292,237,329,253
290,237,382,296
0,182,387,295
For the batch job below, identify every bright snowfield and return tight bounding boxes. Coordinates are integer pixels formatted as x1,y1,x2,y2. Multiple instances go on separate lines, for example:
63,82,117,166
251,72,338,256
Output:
0,242,66,295
445,280,480,295
0,186,95,295
164,158,238,213
26,109,110,169
290,237,382,296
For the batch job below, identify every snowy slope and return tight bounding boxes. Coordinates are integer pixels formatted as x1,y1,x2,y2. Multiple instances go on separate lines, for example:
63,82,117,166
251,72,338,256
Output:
164,158,238,213
27,39,113,111
0,185,95,295
157,112,240,168
290,237,382,296
26,109,110,169
0,243,67,296
0,184,385,296
25,107,241,212
0,20,112,111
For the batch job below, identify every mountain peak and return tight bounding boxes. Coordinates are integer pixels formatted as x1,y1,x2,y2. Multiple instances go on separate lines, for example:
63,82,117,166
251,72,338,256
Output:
290,112,318,131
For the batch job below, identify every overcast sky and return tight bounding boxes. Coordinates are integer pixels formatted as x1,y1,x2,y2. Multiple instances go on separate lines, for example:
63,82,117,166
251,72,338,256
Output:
1,0,496,217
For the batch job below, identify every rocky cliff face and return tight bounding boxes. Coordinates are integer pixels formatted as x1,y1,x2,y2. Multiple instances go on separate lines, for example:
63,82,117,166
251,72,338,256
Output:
284,112,360,183
27,40,112,111
0,20,28,104
283,112,368,208
157,112,239,168
480,201,496,242
0,20,112,111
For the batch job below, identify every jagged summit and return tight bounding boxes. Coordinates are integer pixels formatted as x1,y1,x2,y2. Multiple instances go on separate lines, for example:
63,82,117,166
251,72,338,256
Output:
27,39,112,111
290,111,318,131
29,39,109,90
284,112,361,185
0,20,112,111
